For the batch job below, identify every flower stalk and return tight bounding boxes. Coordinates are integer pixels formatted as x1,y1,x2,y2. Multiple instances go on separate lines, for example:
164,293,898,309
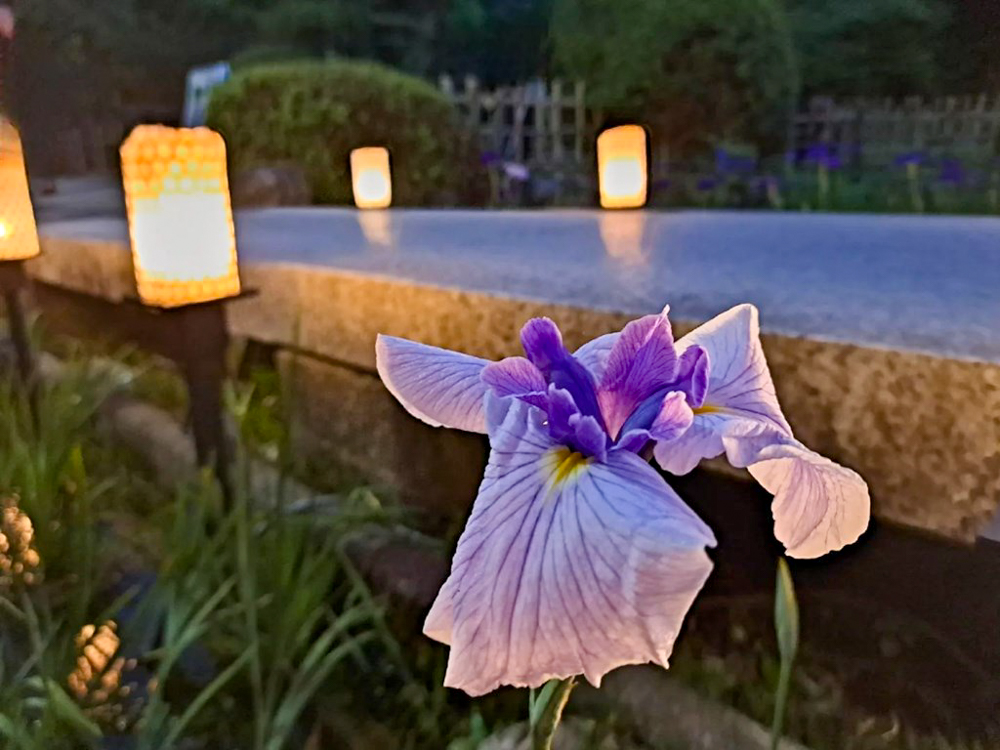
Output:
530,677,576,750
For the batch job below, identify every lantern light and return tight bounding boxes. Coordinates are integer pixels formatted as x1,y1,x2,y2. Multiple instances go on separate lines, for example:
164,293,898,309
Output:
597,125,648,210
120,125,240,308
350,147,392,209
0,118,40,262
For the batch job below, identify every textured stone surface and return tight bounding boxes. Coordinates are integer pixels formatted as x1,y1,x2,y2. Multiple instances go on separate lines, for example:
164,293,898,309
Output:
30,212,1000,542
276,350,486,514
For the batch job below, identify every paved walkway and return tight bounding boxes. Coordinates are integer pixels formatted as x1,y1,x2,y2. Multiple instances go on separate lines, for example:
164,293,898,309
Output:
40,202,1000,362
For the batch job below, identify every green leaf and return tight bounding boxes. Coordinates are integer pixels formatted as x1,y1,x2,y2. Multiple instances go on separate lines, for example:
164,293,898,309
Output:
770,557,799,750
774,557,799,661
44,680,103,740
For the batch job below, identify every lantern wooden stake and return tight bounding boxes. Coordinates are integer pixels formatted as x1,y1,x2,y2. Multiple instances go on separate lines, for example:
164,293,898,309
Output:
597,125,648,210
350,147,392,209
0,118,40,419
118,124,246,503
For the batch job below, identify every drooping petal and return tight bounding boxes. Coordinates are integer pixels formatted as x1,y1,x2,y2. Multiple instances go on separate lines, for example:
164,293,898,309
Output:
657,304,790,474
426,395,716,696
654,417,725,475
748,440,870,559
599,312,679,438
677,304,790,434
376,335,489,433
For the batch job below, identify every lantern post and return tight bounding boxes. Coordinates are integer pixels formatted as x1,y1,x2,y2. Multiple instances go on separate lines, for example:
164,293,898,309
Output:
120,125,244,503
0,117,39,413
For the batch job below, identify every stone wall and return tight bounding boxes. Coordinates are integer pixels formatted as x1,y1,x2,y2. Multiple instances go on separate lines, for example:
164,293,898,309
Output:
31,222,1000,542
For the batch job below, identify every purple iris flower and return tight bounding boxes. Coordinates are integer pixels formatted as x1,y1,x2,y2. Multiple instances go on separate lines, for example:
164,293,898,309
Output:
376,304,869,696
715,148,757,176
937,158,965,186
503,161,530,182
893,150,928,168
480,150,502,167
804,143,842,170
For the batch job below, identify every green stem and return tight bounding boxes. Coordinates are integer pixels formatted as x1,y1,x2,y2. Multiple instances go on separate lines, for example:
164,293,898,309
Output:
530,677,576,750
770,658,793,750
817,164,829,210
907,163,924,214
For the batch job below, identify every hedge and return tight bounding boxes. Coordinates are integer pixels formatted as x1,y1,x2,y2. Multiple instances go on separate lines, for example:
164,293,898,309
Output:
552,0,799,156
207,60,486,206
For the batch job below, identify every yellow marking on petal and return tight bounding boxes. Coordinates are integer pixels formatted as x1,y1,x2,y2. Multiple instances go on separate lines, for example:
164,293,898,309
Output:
542,447,592,491
693,403,721,415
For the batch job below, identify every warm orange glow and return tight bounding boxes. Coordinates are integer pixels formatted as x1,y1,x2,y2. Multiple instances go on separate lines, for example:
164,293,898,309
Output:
120,125,240,307
0,118,41,261
599,210,648,266
597,125,648,210
350,147,392,209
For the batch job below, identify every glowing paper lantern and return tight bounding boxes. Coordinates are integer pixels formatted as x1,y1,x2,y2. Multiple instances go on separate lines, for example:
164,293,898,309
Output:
597,125,648,210
350,147,392,209
120,125,240,308
0,118,40,262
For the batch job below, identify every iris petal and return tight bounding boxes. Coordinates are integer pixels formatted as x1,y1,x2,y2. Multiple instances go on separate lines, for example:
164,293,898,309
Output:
656,304,790,474
481,356,549,410
376,335,489,433
749,440,870,559
599,312,679,438
426,395,715,696
677,304,790,434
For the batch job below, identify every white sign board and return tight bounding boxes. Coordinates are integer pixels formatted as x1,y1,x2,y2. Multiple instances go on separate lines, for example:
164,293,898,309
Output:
182,62,231,127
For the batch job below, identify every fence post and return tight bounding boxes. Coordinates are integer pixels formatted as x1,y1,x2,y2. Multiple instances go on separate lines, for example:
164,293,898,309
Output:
574,81,586,166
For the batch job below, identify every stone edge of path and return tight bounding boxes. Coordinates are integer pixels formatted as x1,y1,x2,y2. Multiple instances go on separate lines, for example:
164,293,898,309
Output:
28,227,1000,544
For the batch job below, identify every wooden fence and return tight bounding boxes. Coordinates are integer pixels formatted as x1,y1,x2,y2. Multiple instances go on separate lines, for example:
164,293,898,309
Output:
439,75,605,172
792,95,1000,165
39,77,1000,176
441,76,1000,171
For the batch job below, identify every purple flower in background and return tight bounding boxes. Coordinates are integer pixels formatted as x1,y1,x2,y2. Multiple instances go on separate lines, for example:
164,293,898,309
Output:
893,150,928,168
695,177,719,192
376,304,869,696
937,158,965,186
804,143,842,170
480,150,502,167
714,148,757,176
502,161,530,182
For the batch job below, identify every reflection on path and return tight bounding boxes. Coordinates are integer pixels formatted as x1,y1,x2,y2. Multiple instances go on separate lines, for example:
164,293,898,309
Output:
599,210,649,267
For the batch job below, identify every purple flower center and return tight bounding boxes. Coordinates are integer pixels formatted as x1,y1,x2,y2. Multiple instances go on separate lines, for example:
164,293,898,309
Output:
482,316,708,461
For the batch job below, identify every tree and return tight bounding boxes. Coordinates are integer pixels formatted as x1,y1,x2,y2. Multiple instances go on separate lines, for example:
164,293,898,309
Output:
787,0,954,97
551,0,799,156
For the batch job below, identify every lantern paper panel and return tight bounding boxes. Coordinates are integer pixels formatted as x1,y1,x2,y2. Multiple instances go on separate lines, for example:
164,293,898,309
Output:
0,118,40,262
597,125,648,210
120,125,240,308
350,147,392,209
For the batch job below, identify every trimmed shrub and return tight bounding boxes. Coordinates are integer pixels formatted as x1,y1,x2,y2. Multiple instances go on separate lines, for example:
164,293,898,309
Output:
207,60,486,206
551,0,799,156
